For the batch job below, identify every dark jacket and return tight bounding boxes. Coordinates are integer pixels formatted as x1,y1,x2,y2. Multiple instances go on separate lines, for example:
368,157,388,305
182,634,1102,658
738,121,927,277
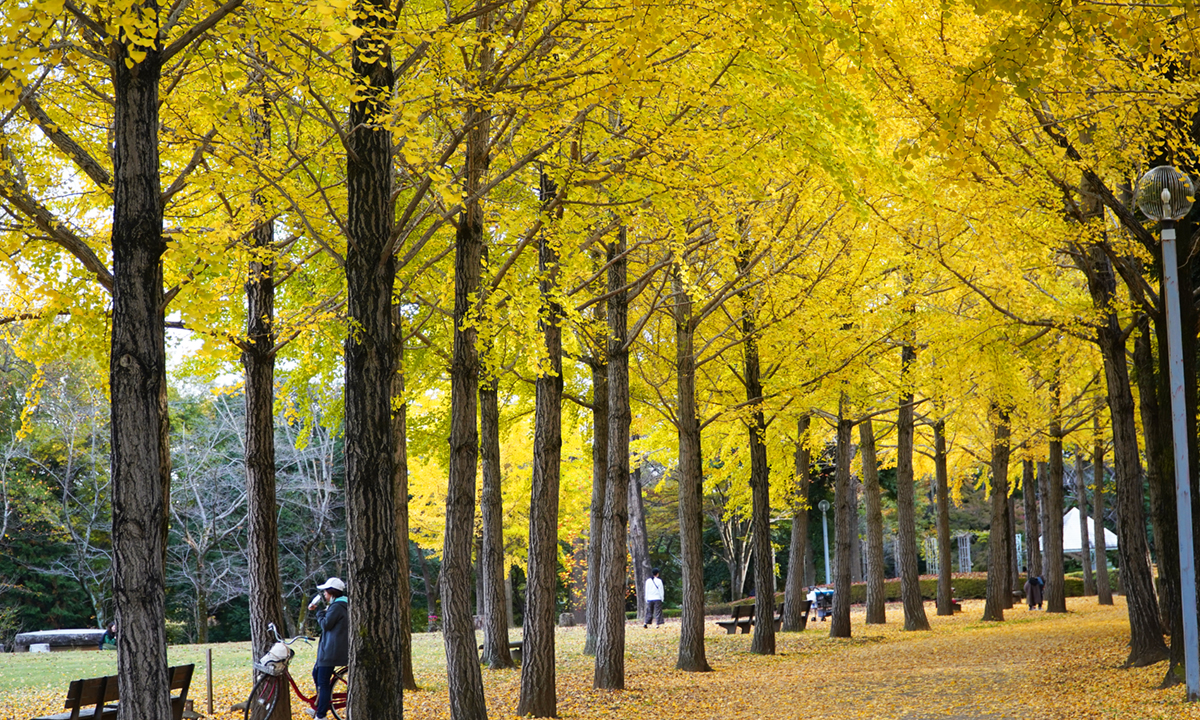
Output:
1024,578,1044,607
316,597,349,667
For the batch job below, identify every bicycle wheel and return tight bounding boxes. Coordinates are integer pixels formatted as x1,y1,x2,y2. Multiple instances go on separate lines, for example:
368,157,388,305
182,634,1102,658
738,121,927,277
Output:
245,672,283,720
329,667,348,720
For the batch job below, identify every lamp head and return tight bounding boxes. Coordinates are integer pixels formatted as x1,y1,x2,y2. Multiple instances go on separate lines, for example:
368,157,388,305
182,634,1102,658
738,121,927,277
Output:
1135,166,1194,222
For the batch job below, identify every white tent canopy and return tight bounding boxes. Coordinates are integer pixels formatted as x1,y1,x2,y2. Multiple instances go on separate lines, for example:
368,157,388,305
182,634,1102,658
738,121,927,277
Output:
1039,507,1118,553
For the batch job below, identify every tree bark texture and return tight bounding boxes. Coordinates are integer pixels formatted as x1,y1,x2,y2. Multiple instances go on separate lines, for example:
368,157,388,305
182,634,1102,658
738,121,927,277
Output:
1082,245,1167,666
594,230,630,689
934,419,954,616
111,32,171,720
441,117,489,720
243,192,291,717
737,249,775,655
673,271,710,670
783,416,812,632
418,546,438,621
1021,459,1042,578
1135,316,1181,665
860,420,886,625
830,405,854,639
344,2,405,712
982,411,1010,622
1149,224,1200,678
517,232,564,718
1045,420,1067,614
1075,453,1095,595
479,367,512,669
390,313,418,689
583,332,607,657
1001,494,1014,610
897,346,930,630
628,467,651,623
850,477,863,585
1093,438,1113,605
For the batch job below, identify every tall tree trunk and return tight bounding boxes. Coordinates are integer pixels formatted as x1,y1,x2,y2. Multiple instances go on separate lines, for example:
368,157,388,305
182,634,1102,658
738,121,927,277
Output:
1021,458,1042,578
982,409,1010,622
830,401,854,639
344,0,404,709
736,249,775,656
472,0,508,673
1151,211,1200,682
418,546,438,621
441,109,489,720
999,493,1012,610
518,229,563,717
1093,433,1113,605
1045,414,1067,614
594,229,630,689
934,419,954,616
783,416,812,632
1136,315,1183,679
583,333,608,656
479,366,512,669
475,531,485,619
860,419,886,625
110,28,171,720
1006,495,1019,609
673,269,710,670
1082,245,1168,666
850,477,863,585
897,345,930,630
243,75,291,718
628,467,651,623
390,314,418,689
1075,452,1095,595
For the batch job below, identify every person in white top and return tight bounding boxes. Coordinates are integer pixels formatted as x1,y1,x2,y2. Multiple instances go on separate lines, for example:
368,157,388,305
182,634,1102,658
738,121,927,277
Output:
644,568,665,628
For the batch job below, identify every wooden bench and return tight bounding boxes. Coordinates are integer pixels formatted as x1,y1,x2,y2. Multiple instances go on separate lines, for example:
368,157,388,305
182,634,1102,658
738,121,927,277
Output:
33,664,195,720
716,601,810,634
478,640,523,665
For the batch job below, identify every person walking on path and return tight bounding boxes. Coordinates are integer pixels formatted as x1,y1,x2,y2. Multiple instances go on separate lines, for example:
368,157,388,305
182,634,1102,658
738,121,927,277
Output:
307,577,349,718
644,568,665,628
1024,574,1044,610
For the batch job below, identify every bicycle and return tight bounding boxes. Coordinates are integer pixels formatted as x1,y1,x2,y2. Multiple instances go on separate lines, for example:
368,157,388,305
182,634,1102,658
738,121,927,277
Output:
244,623,347,720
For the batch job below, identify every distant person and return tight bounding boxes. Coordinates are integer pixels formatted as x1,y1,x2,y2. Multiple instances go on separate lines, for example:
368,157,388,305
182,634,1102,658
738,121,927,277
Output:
98,621,117,650
644,568,665,628
1024,574,1044,611
307,577,348,719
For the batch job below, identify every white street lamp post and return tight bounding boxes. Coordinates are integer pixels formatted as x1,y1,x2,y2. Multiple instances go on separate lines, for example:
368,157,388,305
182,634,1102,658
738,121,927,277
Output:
819,499,832,585
1136,165,1198,701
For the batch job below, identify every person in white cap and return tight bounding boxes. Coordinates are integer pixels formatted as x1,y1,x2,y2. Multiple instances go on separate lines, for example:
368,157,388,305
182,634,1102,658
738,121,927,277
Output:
306,577,348,718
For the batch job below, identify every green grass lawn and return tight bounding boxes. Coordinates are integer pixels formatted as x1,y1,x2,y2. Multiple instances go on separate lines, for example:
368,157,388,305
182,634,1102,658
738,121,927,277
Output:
0,629,487,705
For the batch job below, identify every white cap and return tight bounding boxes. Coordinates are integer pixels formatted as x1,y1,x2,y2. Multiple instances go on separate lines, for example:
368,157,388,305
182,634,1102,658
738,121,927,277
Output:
317,577,346,592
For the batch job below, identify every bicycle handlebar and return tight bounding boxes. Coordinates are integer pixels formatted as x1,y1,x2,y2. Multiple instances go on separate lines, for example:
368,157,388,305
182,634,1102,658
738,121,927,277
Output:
267,623,314,645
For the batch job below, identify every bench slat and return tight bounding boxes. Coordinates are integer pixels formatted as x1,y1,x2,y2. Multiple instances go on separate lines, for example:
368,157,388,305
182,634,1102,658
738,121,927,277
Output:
32,665,195,720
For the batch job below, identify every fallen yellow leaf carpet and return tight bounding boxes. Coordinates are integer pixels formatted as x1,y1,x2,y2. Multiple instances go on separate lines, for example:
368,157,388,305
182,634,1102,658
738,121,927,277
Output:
4,597,1197,719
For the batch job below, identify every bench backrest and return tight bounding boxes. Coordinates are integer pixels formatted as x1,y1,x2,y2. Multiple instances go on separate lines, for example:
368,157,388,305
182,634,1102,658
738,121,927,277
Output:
169,664,195,720
64,675,119,719
61,665,194,720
